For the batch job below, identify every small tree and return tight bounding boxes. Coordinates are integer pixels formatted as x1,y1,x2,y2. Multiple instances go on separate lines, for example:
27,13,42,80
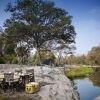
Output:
87,45,100,65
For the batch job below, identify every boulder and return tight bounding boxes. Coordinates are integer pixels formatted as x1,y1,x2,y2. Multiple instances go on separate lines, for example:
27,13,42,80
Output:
33,66,79,100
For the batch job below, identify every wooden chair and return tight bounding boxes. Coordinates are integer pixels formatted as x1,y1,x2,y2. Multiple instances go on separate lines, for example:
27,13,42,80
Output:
26,68,35,82
4,72,14,83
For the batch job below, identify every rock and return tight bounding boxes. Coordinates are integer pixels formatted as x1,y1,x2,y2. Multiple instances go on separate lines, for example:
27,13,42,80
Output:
33,66,79,100
94,96,100,100
0,64,79,100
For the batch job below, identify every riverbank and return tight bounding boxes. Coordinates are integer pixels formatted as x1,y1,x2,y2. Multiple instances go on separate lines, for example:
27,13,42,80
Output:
72,67,100,100
0,64,79,100
65,67,93,78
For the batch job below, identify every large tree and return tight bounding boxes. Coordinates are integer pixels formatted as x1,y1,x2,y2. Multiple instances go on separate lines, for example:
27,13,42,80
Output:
4,0,76,65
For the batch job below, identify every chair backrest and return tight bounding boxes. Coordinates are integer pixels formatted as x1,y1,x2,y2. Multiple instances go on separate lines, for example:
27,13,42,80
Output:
4,72,14,82
26,68,35,82
26,68,34,74
15,68,22,74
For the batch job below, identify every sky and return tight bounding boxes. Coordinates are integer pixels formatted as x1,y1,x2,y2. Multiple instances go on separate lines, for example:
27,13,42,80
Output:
0,0,100,55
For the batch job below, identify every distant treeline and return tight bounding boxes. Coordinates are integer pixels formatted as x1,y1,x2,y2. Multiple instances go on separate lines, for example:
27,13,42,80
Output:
65,45,100,66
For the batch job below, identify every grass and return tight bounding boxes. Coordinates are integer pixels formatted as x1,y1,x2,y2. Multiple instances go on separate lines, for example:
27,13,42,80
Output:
65,67,94,78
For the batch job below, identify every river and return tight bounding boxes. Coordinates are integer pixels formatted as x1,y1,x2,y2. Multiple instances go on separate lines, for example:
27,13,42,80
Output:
73,67,100,100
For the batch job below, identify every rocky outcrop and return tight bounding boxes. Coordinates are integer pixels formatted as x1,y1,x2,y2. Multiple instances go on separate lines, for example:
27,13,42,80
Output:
94,96,100,100
0,64,79,100
34,66,79,100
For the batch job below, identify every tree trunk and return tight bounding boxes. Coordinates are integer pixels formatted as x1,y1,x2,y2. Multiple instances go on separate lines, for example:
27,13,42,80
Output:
58,50,63,66
37,48,41,65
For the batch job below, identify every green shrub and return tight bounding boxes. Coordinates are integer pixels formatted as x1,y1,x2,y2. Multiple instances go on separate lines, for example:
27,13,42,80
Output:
0,57,5,64
12,57,18,64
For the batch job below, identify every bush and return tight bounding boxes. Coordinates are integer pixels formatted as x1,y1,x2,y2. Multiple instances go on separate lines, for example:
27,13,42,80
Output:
12,57,18,64
0,57,5,64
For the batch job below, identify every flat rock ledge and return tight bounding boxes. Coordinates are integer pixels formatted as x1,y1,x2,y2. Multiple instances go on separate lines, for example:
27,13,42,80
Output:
0,64,79,100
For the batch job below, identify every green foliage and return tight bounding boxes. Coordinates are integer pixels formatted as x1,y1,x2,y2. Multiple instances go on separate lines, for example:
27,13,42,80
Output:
12,57,18,64
65,67,93,78
65,54,87,65
65,45,100,66
4,44,15,55
76,55,87,64
32,50,56,65
0,57,5,64
4,0,76,65
87,46,100,65
2,54,18,64
65,54,77,64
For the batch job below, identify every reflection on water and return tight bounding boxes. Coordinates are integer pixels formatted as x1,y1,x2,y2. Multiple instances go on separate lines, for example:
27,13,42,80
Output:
74,67,100,100
89,68,100,87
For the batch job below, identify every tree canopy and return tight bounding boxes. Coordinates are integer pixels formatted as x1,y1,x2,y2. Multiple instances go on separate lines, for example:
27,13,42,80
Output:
3,0,76,64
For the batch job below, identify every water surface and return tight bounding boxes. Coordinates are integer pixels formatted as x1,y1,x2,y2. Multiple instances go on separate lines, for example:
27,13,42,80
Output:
73,68,100,100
